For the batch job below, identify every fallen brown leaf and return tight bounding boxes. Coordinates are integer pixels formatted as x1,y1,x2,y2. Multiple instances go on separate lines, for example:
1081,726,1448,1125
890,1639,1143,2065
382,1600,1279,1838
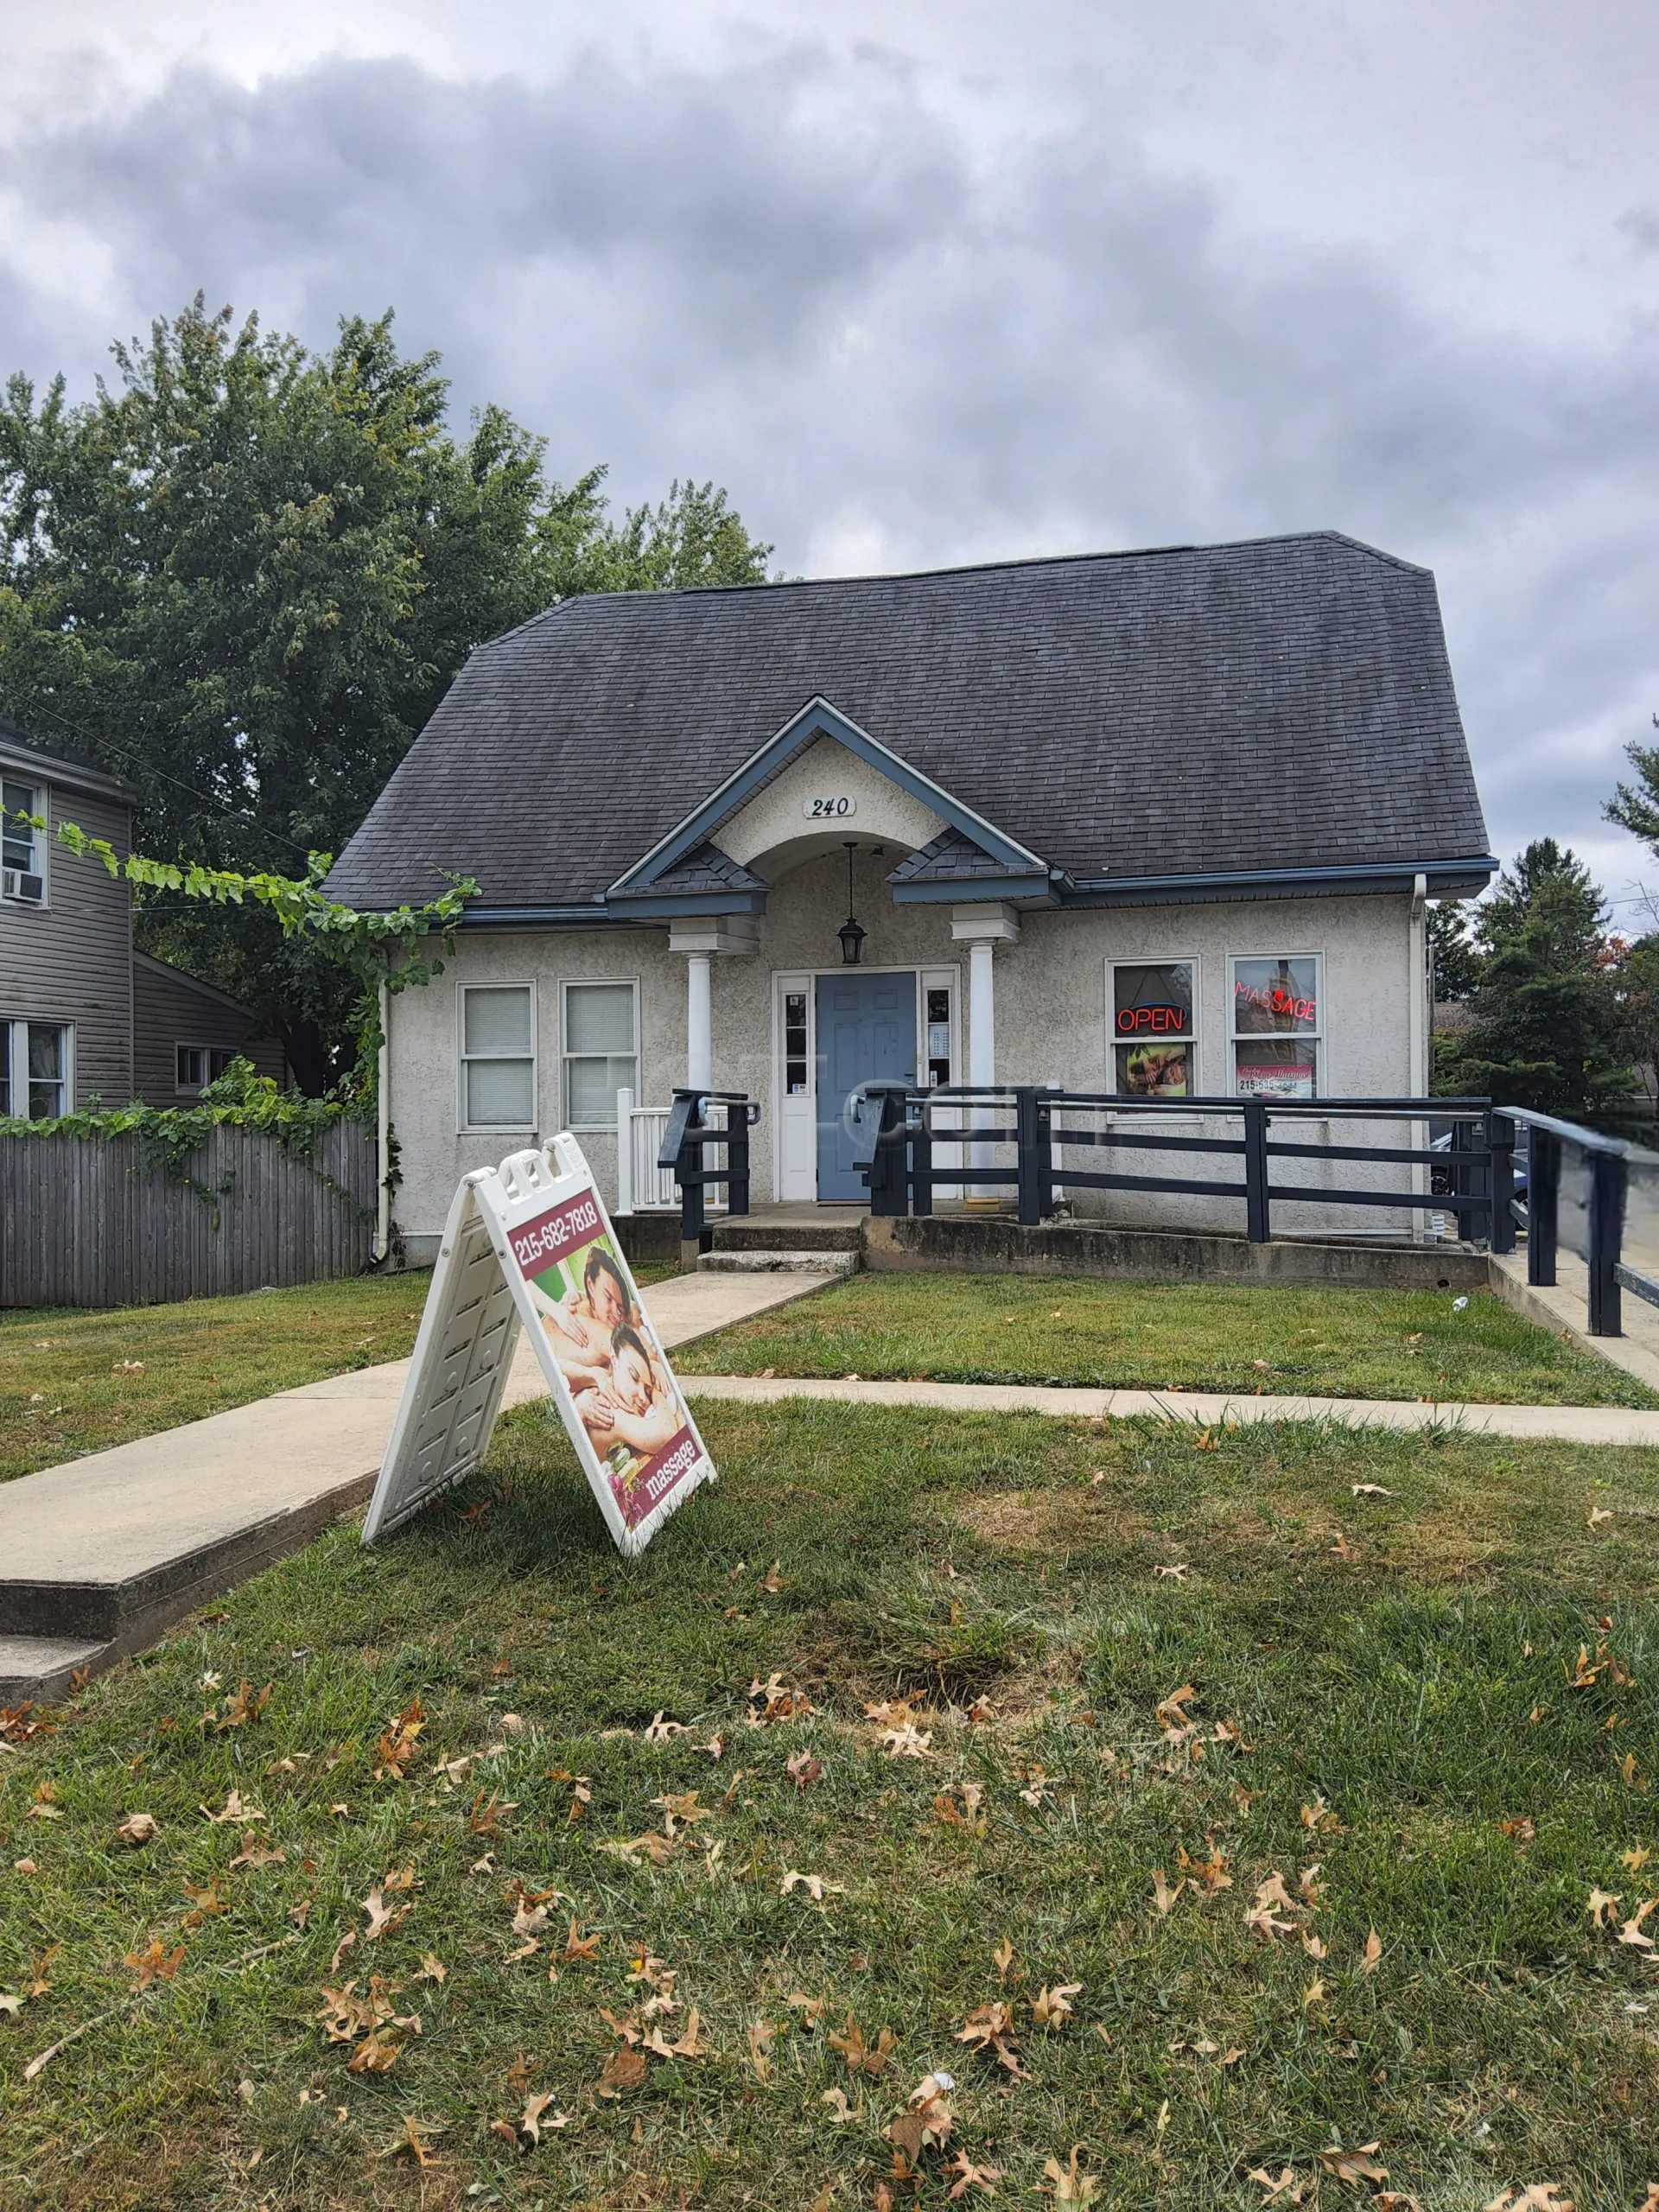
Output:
1032,1980,1082,2029
828,2012,895,2074
597,2044,647,2097
1320,2142,1389,2189
947,2150,1003,2200
230,1831,286,1871
124,1939,185,1988
1042,2146,1098,2202
518,2089,569,2145
200,1789,264,1825
955,1999,1025,2075
781,1868,845,1903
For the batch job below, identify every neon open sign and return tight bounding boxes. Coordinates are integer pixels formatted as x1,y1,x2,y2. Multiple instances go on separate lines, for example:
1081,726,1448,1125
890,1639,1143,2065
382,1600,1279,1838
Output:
1116,1007,1188,1033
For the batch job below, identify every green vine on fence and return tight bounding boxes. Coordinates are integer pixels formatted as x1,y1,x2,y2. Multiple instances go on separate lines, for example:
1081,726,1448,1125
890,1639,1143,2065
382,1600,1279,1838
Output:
0,1061,372,1222
1,810,480,1222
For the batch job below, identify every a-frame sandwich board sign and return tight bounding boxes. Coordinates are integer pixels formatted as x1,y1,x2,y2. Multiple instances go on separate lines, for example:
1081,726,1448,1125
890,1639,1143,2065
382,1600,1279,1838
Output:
361,1136,717,1558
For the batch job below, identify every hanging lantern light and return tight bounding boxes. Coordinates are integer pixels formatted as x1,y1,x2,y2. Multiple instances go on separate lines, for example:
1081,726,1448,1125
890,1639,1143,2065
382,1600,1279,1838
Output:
837,841,866,964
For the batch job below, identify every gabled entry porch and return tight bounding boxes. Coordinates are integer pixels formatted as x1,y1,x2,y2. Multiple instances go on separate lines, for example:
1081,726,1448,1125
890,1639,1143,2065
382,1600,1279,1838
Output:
620,695,1043,1206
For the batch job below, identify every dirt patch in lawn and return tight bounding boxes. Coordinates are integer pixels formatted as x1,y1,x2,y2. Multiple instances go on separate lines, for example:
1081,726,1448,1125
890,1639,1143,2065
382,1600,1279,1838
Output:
951,1484,1147,1555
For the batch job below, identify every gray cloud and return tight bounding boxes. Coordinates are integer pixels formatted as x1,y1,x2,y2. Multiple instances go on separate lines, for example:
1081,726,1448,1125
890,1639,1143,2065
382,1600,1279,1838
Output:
3,37,1656,890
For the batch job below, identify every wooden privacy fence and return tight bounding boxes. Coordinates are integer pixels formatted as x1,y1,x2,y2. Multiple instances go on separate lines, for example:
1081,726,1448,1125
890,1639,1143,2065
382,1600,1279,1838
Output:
1,1121,379,1308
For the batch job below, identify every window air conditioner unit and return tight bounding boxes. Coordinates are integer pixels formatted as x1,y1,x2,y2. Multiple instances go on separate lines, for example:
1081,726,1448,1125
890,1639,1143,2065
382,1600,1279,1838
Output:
4,866,45,902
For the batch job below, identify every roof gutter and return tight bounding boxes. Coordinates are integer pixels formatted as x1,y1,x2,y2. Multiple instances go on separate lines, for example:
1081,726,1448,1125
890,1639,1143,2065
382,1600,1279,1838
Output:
1062,857,1497,906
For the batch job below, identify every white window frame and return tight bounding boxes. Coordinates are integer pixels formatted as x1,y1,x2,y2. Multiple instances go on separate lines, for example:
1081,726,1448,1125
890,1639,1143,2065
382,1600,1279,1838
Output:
456,981,538,1135
1227,950,1324,1099
1106,956,1202,1098
2,1017,73,1118
2,779,47,906
559,977,639,1132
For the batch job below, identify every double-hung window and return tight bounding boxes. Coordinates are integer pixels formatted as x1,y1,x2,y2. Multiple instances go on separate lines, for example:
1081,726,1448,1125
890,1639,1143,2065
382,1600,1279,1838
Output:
1,1020,71,1118
561,981,638,1128
459,984,537,1130
3,779,45,905
175,1046,239,1096
1110,960,1198,1096
1230,955,1322,1097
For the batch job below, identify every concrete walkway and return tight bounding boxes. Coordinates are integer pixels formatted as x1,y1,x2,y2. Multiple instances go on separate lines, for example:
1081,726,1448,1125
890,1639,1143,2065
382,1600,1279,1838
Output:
1490,1250,1659,1395
7,1258,1657,1705
679,1371,1659,1446
0,1268,832,1702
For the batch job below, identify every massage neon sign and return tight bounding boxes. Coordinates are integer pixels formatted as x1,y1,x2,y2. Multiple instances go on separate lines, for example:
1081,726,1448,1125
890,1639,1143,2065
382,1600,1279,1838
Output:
1234,980,1317,1023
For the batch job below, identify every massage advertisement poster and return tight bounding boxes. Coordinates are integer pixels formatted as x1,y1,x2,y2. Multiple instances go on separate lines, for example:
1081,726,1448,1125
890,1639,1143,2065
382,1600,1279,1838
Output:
474,1139,715,1556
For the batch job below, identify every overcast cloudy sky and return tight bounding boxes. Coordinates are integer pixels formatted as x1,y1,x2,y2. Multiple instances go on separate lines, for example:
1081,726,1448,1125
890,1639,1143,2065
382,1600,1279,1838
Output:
3,2,1656,903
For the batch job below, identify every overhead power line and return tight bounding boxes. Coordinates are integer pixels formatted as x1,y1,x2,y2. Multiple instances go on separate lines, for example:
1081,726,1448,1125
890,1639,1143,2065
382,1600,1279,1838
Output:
18,698,313,860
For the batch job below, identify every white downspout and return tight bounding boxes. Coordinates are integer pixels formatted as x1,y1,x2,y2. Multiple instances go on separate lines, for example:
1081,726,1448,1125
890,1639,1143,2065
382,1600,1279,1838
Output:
1408,874,1427,1243
374,979,391,1264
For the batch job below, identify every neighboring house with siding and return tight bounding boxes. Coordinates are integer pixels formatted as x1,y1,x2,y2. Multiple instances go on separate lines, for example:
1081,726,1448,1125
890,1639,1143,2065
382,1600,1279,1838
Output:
1,723,284,1113
324,531,1496,1257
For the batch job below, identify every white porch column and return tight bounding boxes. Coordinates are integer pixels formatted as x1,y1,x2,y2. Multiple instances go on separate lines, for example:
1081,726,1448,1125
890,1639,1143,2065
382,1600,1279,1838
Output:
668,917,760,1095
967,939,996,1087
685,954,714,1092
950,903,1021,1205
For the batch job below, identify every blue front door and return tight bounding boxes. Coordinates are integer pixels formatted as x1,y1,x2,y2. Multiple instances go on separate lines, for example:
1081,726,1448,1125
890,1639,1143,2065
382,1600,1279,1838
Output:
816,972,917,1201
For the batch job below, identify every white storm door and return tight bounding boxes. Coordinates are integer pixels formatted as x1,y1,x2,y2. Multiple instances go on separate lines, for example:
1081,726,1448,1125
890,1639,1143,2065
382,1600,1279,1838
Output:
774,972,816,1200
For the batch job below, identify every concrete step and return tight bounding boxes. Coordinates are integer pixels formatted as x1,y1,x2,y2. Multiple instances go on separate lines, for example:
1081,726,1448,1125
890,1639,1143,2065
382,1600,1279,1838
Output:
0,1633,112,1705
697,1249,858,1275
710,1219,865,1253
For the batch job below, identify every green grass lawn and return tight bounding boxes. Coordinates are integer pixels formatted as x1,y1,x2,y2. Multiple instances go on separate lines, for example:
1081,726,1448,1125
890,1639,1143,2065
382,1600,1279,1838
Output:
0,1265,678,1485
0,1275,436,1485
677,1271,1659,1408
2,1397,1656,2209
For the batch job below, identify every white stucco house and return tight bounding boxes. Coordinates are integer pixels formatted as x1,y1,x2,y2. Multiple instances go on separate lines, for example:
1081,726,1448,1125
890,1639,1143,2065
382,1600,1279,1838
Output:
325,532,1495,1261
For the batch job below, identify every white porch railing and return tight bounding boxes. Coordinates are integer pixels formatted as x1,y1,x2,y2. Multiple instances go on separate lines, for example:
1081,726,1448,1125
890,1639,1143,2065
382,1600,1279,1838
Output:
613,1089,725,1214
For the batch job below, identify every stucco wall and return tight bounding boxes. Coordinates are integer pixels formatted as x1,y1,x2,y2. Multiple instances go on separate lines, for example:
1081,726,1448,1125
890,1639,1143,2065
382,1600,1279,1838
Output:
386,870,1420,1252
721,734,947,873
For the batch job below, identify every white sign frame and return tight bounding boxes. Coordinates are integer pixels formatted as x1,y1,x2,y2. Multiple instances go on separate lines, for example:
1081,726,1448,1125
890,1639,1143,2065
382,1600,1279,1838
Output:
362,1136,717,1557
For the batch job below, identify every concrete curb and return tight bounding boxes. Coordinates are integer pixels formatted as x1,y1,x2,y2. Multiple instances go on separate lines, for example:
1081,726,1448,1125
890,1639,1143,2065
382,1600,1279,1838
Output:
679,1370,1659,1447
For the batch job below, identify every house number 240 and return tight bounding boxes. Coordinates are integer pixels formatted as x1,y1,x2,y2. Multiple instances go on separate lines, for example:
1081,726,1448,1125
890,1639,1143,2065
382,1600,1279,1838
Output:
801,795,856,819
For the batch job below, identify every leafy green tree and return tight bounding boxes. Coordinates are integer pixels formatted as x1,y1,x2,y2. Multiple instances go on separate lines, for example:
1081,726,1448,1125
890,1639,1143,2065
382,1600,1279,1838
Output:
0,300,773,1088
1427,899,1482,1002
1604,712,1659,854
1435,839,1631,1119
1612,931,1659,1126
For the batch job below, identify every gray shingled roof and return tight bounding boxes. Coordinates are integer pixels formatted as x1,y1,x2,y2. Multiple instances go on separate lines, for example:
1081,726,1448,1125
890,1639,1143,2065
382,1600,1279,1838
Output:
610,840,767,899
325,532,1490,910
888,828,1032,886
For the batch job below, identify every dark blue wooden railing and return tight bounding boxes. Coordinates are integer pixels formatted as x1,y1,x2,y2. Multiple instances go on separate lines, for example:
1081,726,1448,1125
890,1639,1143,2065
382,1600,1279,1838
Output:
658,1090,758,1248
854,1084,1504,1246
1495,1106,1643,1338
655,1083,1655,1341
